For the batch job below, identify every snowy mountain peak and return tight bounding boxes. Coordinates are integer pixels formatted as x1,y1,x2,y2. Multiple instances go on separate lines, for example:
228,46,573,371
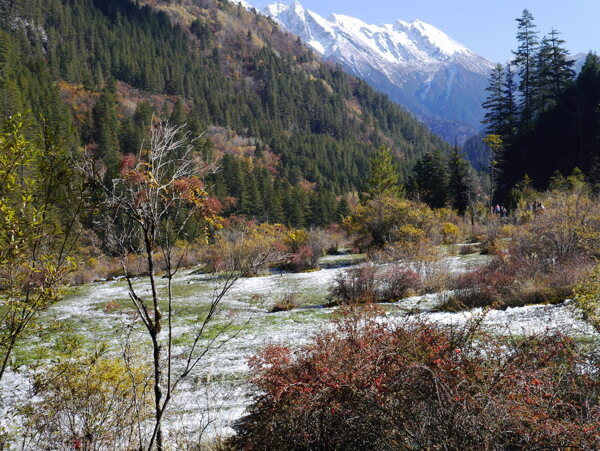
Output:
262,2,491,73
404,19,469,57
292,1,305,14
260,1,494,140
262,3,286,16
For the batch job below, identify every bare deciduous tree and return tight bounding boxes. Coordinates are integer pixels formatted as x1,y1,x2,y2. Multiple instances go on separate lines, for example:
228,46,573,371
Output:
82,120,244,450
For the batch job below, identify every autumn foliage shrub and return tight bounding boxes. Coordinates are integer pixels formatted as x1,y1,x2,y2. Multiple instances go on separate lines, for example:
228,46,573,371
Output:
21,349,152,450
199,219,288,274
343,196,439,249
511,190,600,262
329,265,378,304
282,228,335,272
446,254,592,310
270,292,299,313
575,264,600,333
329,264,421,304
233,315,600,450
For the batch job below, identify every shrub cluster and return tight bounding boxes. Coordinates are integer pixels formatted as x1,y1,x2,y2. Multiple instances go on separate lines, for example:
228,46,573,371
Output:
233,315,600,450
198,220,338,275
343,196,460,250
199,220,288,275
329,264,421,304
20,349,152,450
281,228,336,272
443,254,592,310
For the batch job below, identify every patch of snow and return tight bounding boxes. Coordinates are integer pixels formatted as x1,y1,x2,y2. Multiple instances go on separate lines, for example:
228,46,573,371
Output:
414,300,598,337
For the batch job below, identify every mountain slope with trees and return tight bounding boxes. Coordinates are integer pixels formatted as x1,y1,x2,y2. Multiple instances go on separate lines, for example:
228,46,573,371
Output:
0,0,450,226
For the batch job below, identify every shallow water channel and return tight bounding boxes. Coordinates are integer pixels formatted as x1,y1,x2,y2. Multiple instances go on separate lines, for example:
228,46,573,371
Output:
1,252,597,440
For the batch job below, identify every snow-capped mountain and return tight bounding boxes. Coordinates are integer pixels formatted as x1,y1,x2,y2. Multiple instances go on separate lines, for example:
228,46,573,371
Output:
260,1,495,143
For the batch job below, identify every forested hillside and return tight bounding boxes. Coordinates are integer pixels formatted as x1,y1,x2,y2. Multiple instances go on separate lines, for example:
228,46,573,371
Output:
0,0,449,226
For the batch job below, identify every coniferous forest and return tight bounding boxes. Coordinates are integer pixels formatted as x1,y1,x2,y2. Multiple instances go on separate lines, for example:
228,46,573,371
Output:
0,2,599,449
0,0,452,228
481,9,600,200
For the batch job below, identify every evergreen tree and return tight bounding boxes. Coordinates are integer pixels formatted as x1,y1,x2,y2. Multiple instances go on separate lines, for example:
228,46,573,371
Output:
534,36,554,115
483,134,504,204
169,98,187,128
365,145,402,199
483,63,519,144
482,64,505,136
119,116,137,155
246,168,263,216
284,187,305,228
447,147,475,215
546,29,575,103
411,150,449,208
513,9,539,128
501,63,518,143
532,30,574,115
310,193,328,227
91,79,120,177
269,182,285,224
335,197,351,221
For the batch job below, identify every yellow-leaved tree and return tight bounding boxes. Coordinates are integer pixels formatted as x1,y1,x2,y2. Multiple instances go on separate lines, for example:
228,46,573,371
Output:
0,115,78,381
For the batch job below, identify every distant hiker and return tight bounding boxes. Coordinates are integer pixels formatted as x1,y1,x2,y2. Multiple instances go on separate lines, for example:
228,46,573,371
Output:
531,201,545,214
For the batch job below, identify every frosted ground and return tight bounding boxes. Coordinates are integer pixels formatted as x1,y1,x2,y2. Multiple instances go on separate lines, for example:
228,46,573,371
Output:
1,253,598,441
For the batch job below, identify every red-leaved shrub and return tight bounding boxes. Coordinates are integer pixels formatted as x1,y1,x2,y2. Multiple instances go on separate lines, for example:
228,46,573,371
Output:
330,264,421,305
446,254,593,310
233,314,600,450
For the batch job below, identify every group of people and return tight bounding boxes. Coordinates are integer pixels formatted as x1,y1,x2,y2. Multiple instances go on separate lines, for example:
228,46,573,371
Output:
491,201,546,218
525,201,545,213
492,204,508,217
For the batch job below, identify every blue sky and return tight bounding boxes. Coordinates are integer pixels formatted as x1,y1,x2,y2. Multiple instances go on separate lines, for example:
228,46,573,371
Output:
253,1,599,62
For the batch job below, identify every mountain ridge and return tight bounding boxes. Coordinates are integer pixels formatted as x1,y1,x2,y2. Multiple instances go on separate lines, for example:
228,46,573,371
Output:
252,1,494,143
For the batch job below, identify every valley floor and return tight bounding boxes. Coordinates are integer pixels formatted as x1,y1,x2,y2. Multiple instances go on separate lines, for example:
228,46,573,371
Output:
2,252,597,442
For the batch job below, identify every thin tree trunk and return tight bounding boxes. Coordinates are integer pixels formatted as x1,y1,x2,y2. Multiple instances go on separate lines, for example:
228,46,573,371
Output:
151,334,163,451
0,333,17,381
144,229,164,451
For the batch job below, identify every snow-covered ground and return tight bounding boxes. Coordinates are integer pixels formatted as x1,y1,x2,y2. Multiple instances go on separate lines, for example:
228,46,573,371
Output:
1,253,598,442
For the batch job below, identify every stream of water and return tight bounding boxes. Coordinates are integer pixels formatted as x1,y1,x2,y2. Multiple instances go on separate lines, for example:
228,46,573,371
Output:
1,253,597,442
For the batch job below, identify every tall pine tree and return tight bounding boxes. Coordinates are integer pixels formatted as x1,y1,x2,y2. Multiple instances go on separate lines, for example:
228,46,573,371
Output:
546,29,575,103
365,145,402,199
482,64,505,136
513,9,539,128
501,63,518,144
447,147,475,215
410,149,449,208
